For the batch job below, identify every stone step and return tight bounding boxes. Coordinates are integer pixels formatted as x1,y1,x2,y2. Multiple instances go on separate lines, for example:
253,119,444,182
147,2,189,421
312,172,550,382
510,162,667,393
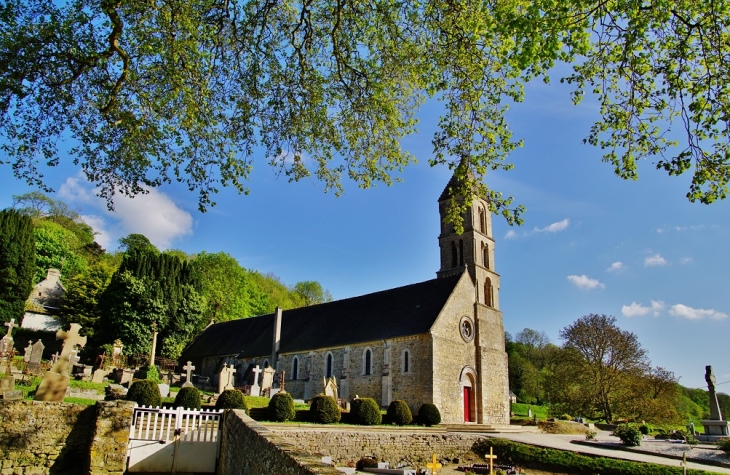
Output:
444,423,541,434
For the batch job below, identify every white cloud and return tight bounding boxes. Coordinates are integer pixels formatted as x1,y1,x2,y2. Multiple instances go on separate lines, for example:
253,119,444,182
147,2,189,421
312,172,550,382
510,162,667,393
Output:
504,230,517,240
669,304,728,320
58,174,193,250
680,257,693,264
606,261,626,272
567,274,605,290
645,253,668,267
534,218,570,233
621,300,665,317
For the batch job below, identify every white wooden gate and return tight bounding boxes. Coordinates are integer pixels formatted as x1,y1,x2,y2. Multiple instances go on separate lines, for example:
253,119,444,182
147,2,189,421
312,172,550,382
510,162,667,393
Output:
128,406,223,473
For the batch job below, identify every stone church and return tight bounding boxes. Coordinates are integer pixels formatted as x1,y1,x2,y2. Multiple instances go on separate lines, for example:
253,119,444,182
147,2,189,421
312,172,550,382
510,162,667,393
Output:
181,174,510,425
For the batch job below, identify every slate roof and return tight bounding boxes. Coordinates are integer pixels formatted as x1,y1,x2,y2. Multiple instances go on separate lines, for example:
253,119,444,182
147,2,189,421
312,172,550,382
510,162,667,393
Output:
181,272,464,361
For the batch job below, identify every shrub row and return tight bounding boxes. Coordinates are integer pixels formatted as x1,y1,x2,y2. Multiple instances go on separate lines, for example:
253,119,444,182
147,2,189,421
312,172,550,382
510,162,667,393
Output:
475,438,712,475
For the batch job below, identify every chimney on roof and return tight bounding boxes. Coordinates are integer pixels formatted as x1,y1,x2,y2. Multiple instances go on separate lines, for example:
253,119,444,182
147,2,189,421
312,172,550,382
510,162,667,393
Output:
272,307,283,370
46,269,61,282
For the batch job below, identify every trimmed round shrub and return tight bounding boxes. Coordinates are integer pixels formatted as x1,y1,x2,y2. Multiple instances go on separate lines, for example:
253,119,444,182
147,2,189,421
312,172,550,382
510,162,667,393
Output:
126,379,161,407
215,389,248,412
386,400,413,426
309,395,341,423
417,403,441,426
268,392,296,422
638,424,650,435
560,413,572,421
613,424,642,447
174,387,201,410
351,397,382,425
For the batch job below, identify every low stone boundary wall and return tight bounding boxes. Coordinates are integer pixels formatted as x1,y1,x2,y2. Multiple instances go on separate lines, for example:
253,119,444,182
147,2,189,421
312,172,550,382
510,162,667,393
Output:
272,427,486,467
218,410,341,475
0,400,134,475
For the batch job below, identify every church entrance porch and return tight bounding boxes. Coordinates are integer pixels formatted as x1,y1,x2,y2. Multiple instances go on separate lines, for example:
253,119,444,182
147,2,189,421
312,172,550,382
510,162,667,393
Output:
459,366,478,423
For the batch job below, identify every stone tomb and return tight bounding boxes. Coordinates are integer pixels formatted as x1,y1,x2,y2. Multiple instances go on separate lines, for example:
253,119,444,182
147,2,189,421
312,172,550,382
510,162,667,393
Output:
34,324,87,401
25,340,45,375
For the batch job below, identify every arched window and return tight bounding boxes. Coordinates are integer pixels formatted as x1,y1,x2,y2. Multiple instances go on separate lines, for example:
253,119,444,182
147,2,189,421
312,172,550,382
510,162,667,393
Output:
484,278,493,307
459,240,464,266
482,243,489,268
292,356,299,380
479,207,486,234
402,349,410,373
451,241,458,267
363,348,372,376
325,352,333,378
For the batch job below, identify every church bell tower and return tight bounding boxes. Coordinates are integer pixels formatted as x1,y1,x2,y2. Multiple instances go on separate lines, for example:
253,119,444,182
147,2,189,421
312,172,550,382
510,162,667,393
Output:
436,172,500,310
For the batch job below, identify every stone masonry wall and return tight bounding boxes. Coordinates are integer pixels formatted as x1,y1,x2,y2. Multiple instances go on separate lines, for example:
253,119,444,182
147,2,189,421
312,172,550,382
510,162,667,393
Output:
273,428,486,467
218,410,341,475
0,400,134,475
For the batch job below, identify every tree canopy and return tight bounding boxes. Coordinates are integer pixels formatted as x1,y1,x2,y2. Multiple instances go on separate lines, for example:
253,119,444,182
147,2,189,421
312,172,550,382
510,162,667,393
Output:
0,209,35,323
3,0,729,228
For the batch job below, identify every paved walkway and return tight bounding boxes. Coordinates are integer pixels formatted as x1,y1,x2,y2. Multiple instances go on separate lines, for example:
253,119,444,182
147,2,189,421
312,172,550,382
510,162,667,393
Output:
469,430,730,474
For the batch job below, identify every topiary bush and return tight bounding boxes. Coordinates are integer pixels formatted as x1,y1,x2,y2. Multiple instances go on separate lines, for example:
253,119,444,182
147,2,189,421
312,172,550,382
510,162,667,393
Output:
417,403,441,426
126,379,161,407
215,389,248,412
350,397,382,425
174,386,201,410
613,424,642,447
386,400,413,426
268,392,296,422
639,424,650,435
309,395,341,423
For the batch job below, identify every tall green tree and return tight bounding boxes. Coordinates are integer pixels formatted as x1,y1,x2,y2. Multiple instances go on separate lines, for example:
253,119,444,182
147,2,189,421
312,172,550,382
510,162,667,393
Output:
32,219,88,282
60,259,117,340
4,0,729,228
0,209,35,324
13,192,95,247
293,281,333,307
118,234,159,256
99,250,205,358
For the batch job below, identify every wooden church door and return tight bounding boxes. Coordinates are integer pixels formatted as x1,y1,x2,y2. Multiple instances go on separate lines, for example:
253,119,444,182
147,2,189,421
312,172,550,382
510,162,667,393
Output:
463,387,472,422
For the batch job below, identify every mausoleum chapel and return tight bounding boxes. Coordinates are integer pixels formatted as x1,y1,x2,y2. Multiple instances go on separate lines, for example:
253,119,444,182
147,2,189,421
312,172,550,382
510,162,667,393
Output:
181,173,510,425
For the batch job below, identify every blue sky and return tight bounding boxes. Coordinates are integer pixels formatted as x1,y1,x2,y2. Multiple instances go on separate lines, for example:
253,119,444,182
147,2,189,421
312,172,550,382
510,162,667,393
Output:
1,74,728,392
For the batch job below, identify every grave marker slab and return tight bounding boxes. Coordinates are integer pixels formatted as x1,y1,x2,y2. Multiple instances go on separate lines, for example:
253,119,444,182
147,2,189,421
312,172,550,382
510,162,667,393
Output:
35,323,87,401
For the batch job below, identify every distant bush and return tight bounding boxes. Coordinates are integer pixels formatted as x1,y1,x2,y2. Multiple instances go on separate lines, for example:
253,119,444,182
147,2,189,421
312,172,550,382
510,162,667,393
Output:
268,392,296,422
717,438,730,455
613,425,642,447
126,380,161,407
386,400,413,426
309,395,341,423
639,424,650,435
174,387,201,410
215,389,248,411
585,430,597,441
418,403,441,426
351,397,382,425
560,413,572,421
356,457,378,471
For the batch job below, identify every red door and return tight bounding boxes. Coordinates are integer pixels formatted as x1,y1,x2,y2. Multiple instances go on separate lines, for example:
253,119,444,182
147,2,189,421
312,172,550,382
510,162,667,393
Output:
463,387,472,422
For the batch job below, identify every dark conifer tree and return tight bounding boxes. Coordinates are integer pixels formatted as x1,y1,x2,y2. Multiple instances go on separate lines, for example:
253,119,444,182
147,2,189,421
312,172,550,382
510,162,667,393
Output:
0,209,36,324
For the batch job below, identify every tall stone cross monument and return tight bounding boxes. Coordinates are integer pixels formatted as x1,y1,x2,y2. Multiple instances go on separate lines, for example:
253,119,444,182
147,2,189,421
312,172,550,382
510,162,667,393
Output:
700,365,730,440
35,323,87,401
0,318,18,356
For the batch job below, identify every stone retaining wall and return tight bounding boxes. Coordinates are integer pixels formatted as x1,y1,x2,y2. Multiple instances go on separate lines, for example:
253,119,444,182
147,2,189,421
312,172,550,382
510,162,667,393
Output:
272,428,486,467
219,410,341,475
0,400,134,475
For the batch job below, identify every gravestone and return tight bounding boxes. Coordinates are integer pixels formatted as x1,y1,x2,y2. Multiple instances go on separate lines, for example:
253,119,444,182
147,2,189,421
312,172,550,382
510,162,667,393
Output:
261,367,275,393
182,361,195,388
250,365,262,397
23,341,33,362
158,383,170,398
0,374,14,392
700,365,730,441
34,323,87,401
0,319,18,357
323,377,338,400
91,368,109,384
218,364,235,394
2,390,22,400
25,340,45,375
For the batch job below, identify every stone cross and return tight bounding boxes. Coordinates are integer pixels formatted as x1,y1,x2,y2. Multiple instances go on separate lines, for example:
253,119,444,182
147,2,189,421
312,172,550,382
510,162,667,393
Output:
250,365,262,397
69,349,80,367
49,323,87,376
224,364,236,390
484,447,498,475
426,453,442,474
182,361,195,388
4,318,18,338
706,365,724,420
50,351,59,364
280,370,286,393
